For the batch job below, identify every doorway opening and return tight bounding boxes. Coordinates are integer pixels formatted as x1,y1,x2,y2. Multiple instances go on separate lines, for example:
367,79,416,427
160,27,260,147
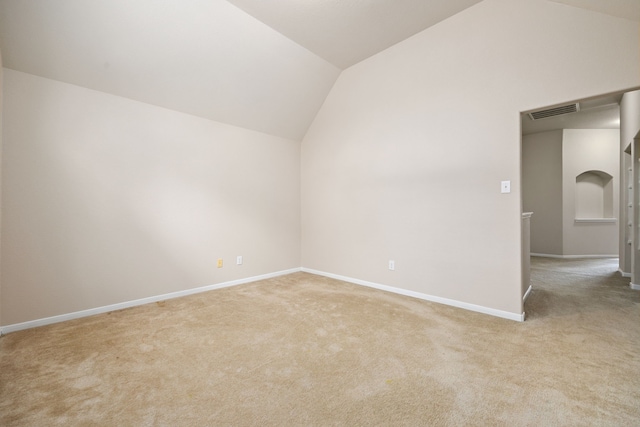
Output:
520,88,640,318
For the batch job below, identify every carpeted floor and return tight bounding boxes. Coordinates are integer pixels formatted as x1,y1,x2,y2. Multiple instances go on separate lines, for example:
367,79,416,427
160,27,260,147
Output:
1,257,638,426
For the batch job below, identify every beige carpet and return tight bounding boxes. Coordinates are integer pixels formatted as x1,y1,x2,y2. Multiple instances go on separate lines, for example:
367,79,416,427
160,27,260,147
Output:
1,257,638,426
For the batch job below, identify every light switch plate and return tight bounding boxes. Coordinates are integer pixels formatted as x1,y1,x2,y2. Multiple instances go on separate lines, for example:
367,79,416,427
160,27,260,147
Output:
501,180,511,194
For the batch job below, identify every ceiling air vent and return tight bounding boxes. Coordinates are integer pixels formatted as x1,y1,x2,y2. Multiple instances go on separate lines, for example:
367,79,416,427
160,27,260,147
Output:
528,103,580,120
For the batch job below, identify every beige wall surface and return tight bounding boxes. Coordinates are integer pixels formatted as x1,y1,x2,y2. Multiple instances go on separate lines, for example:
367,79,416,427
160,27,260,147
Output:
621,91,640,159
522,130,563,255
0,51,3,326
301,0,640,316
618,91,640,275
562,129,620,256
621,90,640,284
1,69,301,325
620,149,631,275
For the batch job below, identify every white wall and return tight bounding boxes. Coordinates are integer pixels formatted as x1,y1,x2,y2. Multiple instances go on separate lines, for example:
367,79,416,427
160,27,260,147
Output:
301,0,640,317
562,129,619,256
1,69,301,326
522,130,563,255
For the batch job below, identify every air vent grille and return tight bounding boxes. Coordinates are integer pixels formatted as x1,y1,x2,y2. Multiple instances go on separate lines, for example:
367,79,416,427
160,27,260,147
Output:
528,103,580,120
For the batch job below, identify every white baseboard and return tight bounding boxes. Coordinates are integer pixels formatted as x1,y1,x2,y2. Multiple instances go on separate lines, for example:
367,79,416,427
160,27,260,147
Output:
531,253,618,259
630,283,640,291
0,268,301,335
619,269,632,278
523,285,533,302
301,268,524,322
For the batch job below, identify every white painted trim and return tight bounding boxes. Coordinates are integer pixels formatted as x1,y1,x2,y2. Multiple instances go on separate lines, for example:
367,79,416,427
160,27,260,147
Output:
531,253,618,259
0,268,301,335
523,285,533,302
531,253,566,259
630,283,640,291
619,269,632,278
574,218,617,224
301,268,524,322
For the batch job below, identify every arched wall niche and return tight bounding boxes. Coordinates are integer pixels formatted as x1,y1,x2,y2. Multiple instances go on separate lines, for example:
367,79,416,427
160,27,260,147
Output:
575,170,613,219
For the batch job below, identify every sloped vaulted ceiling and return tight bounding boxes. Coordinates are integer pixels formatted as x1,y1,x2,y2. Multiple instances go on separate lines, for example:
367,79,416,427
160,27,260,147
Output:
550,0,640,22
225,0,483,69
1,0,638,140
0,0,341,140
0,0,484,140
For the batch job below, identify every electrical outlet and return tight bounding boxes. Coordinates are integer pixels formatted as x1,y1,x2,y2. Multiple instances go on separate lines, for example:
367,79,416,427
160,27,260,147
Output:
217,258,223,268
237,255,243,265
389,260,395,271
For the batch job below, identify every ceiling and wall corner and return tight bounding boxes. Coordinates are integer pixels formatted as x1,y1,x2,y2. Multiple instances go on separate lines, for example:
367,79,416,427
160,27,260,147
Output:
0,0,341,141
549,0,640,22
1,0,638,141
225,0,484,69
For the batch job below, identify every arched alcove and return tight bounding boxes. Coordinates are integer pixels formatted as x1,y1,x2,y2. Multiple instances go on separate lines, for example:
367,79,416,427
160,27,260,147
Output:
575,170,613,219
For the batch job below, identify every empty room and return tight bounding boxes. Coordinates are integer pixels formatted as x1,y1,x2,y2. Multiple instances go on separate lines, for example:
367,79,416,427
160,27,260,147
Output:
1,0,639,425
